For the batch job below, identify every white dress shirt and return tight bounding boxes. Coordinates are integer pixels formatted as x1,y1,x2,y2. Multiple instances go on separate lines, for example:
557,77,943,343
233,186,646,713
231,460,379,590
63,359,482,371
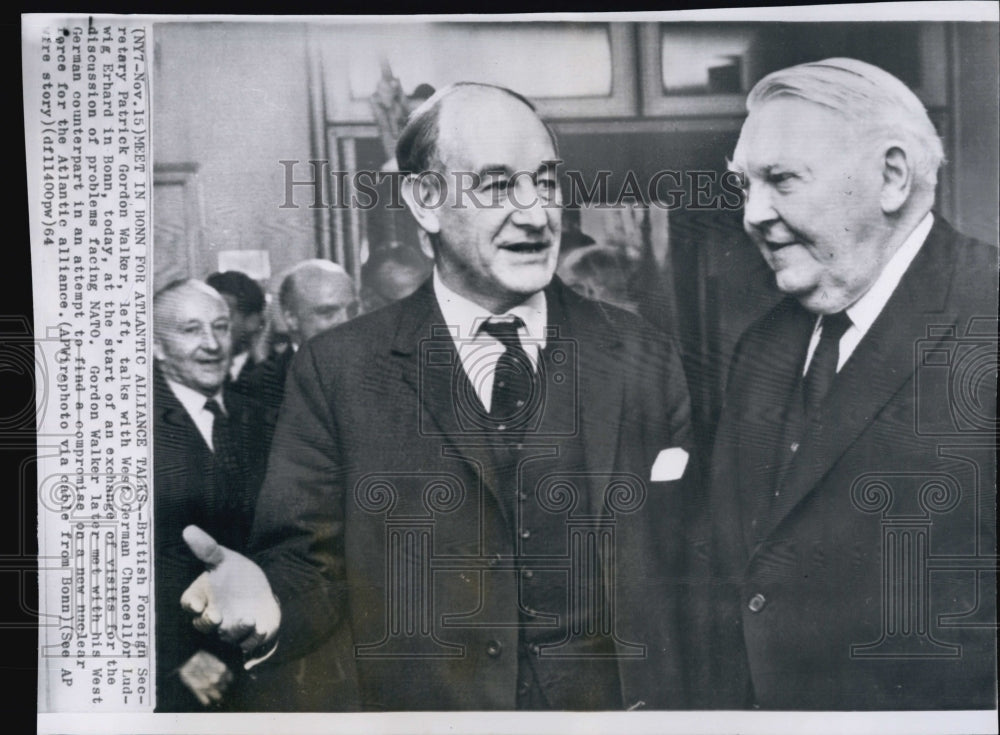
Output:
164,377,226,452
803,212,934,374
433,269,547,413
229,351,250,382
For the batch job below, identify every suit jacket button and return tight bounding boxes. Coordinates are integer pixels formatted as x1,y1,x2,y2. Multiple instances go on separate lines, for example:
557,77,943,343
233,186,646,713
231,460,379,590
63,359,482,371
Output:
748,593,767,613
486,639,502,658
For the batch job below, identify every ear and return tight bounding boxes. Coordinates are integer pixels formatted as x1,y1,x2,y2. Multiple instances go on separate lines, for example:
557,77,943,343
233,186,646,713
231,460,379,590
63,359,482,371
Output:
400,174,442,235
415,229,435,260
153,337,166,362
880,144,913,214
280,306,298,335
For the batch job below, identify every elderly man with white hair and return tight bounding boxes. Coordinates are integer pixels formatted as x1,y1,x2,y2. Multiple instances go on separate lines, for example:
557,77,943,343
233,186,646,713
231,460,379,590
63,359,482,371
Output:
696,58,997,710
152,279,268,711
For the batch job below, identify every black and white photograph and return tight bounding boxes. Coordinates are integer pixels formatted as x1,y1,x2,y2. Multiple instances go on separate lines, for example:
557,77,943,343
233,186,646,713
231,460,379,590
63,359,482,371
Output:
23,5,998,734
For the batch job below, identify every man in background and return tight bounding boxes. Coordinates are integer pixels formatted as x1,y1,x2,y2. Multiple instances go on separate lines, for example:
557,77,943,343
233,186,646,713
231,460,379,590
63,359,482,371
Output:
250,259,359,450
698,58,997,710
152,279,267,711
205,270,266,394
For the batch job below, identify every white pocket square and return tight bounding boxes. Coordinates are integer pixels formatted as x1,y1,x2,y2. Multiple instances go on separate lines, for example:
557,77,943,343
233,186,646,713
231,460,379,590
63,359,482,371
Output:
650,447,689,482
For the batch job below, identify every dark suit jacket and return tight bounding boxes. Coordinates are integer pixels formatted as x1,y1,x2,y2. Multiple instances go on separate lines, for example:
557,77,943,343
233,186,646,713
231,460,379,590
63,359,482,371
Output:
697,217,998,709
249,277,697,710
245,346,295,455
153,364,267,711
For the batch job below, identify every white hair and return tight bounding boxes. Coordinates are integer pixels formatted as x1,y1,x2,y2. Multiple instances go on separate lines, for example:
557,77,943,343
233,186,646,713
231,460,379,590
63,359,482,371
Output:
747,58,945,193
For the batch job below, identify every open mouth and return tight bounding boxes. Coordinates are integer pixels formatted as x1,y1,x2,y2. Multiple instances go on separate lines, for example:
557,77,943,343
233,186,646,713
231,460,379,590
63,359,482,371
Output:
764,240,799,253
500,242,550,254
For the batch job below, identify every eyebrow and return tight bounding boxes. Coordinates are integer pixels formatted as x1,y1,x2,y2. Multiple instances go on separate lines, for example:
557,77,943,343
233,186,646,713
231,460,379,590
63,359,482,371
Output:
476,160,563,180
726,158,809,178
477,165,513,179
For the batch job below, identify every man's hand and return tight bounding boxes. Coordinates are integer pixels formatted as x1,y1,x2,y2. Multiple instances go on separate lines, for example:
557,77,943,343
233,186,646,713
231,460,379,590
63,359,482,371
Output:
178,649,233,707
179,525,281,656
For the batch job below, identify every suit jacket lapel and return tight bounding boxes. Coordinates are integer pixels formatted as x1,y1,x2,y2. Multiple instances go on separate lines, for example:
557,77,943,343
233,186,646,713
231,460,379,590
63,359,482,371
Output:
761,218,959,542
153,363,211,454
391,280,506,514
735,300,814,552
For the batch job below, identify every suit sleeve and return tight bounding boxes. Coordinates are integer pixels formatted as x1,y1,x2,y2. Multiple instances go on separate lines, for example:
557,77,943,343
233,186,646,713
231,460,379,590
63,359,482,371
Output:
249,342,350,662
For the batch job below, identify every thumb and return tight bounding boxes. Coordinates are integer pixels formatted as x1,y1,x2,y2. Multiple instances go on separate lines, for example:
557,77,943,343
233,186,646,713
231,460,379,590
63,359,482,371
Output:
183,525,226,568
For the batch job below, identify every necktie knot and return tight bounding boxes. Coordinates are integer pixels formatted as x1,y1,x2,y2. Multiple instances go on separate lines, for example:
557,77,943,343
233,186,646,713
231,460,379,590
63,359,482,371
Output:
479,316,537,428
819,311,852,343
204,398,226,420
480,316,526,350
803,311,852,416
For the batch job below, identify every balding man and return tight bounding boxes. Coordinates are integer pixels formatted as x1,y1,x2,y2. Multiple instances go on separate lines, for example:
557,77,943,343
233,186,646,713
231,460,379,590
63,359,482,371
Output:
699,59,997,709
178,83,695,711
280,259,359,345
250,260,359,452
152,279,267,711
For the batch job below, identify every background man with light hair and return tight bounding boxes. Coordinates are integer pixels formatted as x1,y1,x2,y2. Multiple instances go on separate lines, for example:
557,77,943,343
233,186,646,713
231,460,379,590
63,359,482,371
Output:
278,259,359,346
697,58,997,709
250,259,359,452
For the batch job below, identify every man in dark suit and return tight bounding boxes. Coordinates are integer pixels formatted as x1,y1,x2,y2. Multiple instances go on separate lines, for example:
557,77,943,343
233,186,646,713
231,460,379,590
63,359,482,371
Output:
249,260,358,452
698,58,997,710
178,82,696,710
153,279,267,711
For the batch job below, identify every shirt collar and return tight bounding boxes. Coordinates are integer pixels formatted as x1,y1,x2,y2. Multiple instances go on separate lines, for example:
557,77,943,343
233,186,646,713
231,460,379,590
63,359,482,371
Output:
164,376,225,418
845,211,934,333
432,268,547,348
229,351,249,381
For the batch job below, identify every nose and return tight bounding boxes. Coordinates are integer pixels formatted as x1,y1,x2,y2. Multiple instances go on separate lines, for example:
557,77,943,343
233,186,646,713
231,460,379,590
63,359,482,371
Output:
508,179,551,231
200,325,223,353
742,182,779,233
